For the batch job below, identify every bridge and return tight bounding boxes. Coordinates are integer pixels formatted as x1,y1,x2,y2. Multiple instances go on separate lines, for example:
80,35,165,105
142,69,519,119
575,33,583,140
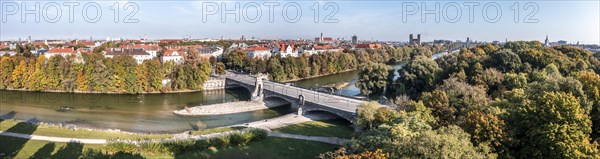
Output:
225,72,364,122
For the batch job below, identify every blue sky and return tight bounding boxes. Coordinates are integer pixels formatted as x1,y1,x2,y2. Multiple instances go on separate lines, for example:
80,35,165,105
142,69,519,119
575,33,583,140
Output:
1,0,598,44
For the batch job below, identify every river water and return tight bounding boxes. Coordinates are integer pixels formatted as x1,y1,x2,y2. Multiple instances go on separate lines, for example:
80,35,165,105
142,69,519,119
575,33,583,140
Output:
292,50,454,96
0,88,293,133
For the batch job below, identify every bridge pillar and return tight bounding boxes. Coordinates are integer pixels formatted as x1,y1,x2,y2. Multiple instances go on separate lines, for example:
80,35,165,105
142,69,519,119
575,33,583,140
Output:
297,107,303,116
251,74,269,101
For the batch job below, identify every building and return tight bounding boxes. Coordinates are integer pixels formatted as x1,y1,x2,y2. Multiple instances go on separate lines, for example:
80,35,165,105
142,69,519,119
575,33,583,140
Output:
120,44,160,57
197,46,224,59
302,45,342,55
409,34,421,45
558,40,567,45
245,46,271,59
44,48,77,58
544,35,549,47
315,33,334,44
355,43,382,49
351,35,358,44
0,51,17,56
161,48,185,64
275,43,299,57
433,40,453,45
104,48,152,64
74,40,98,48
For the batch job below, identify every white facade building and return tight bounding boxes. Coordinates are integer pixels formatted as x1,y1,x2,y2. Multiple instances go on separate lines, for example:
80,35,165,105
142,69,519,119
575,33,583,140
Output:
104,48,152,64
161,49,185,64
245,46,271,59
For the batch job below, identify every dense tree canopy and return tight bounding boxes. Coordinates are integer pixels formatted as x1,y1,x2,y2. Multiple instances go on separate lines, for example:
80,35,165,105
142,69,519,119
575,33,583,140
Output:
0,52,212,94
325,42,600,158
355,63,390,96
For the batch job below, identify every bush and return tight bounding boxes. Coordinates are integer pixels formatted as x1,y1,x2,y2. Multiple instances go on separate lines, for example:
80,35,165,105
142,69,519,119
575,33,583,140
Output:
105,128,270,155
140,142,169,153
249,129,268,141
106,142,138,153
213,135,231,147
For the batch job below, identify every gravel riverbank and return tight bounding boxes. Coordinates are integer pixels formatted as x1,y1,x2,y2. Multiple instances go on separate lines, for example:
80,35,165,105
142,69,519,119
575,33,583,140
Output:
173,100,289,116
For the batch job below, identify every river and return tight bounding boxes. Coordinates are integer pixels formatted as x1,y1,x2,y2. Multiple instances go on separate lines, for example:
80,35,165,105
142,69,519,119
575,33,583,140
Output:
0,88,293,133
292,49,456,96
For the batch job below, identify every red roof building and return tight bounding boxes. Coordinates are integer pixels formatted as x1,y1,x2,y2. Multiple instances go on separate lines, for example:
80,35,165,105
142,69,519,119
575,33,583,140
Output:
45,48,77,58
355,44,383,49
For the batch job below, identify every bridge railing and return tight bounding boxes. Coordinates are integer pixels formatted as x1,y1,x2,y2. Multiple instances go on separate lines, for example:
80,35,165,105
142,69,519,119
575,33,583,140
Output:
226,74,362,112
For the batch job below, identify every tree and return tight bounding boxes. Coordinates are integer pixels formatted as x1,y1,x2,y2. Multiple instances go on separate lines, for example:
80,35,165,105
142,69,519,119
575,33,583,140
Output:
421,78,490,127
0,56,14,89
463,111,509,155
502,73,528,90
146,59,163,92
396,125,492,159
27,56,46,90
513,92,599,158
215,62,226,75
575,71,600,140
488,49,522,72
355,101,381,129
355,62,390,96
224,50,248,70
10,60,27,89
397,56,441,97
268,57,285,81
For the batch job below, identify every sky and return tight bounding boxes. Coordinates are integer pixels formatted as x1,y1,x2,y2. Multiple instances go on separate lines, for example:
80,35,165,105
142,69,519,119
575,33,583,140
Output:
0,0,599,44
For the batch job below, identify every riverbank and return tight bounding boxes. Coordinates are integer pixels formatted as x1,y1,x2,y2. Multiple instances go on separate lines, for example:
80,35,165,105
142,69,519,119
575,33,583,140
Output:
1,78,225,95
173,99,289,116
0,113,348,158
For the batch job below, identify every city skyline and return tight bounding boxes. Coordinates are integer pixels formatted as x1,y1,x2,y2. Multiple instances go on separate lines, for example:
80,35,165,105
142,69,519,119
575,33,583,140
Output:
1,0,599,44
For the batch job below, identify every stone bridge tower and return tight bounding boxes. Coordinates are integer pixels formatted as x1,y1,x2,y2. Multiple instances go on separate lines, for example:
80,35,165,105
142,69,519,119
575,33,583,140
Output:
251,73,269,101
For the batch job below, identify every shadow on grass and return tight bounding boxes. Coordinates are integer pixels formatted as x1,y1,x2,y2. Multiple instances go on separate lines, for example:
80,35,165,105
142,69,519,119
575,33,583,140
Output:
28,142,144,159
0,111,17,120
51,142,83,158
29,143,55,159
0,118,38,158
274,119,353,138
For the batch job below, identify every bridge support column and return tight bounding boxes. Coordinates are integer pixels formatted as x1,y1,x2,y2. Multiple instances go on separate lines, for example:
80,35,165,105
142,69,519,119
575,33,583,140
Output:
251,74,269,101
297,107,303,116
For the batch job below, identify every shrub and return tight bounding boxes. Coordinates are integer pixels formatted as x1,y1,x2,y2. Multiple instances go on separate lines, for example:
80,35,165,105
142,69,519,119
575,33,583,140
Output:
106,142,138,153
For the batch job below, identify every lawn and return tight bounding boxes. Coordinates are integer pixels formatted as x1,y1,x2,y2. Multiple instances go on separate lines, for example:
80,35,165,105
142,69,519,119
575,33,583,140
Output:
174,137,340,159
192,126,246,136
0,136,339,159
0,119,171,140
273,119,354,139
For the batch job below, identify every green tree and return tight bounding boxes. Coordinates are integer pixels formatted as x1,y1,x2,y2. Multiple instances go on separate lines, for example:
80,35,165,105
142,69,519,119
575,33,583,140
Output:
355,101,382,129
514,92,599,158
355,62,390,96
215,62,226,75
397,56,441,97
488,49,522,72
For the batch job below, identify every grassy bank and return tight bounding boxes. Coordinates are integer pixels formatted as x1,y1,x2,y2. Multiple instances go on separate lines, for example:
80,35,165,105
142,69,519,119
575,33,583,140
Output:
273,119,354,139
173,137,340,159
192,126,246,136
0,119,171,140
0,136,338,158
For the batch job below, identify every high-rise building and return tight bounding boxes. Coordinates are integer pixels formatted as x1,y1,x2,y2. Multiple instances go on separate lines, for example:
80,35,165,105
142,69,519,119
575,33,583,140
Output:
544,35,549,47
409,34,421,45
352,35,358,44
